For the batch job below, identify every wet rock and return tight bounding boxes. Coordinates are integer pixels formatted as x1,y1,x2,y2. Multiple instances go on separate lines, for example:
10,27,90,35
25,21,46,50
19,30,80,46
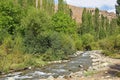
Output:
7,72,22,77
48,60,69,64
78,65,83,68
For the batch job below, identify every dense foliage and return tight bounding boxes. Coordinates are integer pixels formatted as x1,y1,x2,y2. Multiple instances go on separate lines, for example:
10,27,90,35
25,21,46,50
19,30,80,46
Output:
116,0,120,25
0,0,120,73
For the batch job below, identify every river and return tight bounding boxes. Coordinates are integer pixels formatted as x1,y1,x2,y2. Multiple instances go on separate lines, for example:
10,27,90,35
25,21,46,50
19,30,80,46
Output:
0,51,92,80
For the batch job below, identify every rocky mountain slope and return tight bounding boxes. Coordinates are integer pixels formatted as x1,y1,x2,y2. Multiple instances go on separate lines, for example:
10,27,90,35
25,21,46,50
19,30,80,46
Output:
68,5,116,23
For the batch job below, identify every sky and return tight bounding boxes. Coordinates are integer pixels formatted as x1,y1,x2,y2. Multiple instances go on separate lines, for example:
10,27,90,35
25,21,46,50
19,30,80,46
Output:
55,0,117,13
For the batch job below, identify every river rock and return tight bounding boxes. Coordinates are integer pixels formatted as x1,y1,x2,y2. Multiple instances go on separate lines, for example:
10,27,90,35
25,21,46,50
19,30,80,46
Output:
56,76,66,80
101,63,109,67
6,77,15,80
47,76,54,80
7,72,22,77
78,65,83,68
28,66,32,70
76,51,83,56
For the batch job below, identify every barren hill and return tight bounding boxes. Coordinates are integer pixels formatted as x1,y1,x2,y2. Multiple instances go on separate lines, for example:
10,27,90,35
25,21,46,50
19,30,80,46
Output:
68,5,116,23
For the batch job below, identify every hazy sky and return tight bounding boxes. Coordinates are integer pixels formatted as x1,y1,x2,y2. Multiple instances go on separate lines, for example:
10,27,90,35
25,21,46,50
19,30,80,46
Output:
55,0,117,13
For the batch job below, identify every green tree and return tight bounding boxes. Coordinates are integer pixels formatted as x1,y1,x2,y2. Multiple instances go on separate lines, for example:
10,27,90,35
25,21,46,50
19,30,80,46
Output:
94,8,100,39
99,15,106,39
58,0,70,15
21,8,52,54
116,0,120,25
52,11,76,34
37,0,54,15
80,8,94,35
0,0,23,35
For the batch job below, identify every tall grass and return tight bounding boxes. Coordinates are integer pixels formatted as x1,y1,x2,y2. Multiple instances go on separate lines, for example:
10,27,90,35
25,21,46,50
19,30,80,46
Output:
0,35,46,73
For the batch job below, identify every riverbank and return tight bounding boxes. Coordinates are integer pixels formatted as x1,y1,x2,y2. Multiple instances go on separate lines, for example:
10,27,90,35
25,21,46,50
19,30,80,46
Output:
40,51,120,80
1,51,120,80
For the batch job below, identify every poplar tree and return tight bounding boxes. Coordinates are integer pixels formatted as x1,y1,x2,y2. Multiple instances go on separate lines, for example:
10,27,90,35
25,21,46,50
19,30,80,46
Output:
116,0,120,25
94,8,100,39
58,0,70,15
116,0,120,15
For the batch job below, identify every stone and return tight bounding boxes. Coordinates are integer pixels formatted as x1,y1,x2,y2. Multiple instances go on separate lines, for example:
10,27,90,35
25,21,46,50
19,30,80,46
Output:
28,66,32,69
105,71,108,74
47,76,54,80
101,63,109,67
6,77,15,80
92,59,100,62
105,75,111,78
76,51,83,55
79,65,83,68
92,62,99,66
88,66,93,70
63,75,69,79
57,76,64,79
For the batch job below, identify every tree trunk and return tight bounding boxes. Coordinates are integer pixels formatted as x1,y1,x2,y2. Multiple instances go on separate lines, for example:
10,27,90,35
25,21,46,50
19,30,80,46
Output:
40,0,42,9
36,0,38,8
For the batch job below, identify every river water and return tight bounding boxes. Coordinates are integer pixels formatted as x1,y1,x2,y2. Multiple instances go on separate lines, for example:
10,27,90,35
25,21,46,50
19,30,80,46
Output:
0,51,92,80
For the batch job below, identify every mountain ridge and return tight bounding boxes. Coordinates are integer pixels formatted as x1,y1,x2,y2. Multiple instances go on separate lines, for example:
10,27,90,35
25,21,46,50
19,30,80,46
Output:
68,5,116,23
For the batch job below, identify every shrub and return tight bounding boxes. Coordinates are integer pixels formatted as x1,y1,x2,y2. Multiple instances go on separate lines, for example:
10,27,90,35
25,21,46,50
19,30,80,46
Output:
21,7,52,54
114,34,120,52
98,38,114,50
42,32,76,61
75,38,83,50
81,34,94,50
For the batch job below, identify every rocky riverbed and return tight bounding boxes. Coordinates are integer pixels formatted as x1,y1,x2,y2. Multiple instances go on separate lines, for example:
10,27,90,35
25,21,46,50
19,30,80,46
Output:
40,51,120,80
1,50,120,80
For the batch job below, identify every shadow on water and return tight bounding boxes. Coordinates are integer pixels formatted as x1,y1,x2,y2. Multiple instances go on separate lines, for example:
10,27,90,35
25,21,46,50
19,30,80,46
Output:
107,64,120,77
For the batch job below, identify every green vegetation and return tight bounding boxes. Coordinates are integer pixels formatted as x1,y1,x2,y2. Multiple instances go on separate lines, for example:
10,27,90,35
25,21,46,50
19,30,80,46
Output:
0,0,120,73
116,0,120,26
84,70,97,76
79,7,120,56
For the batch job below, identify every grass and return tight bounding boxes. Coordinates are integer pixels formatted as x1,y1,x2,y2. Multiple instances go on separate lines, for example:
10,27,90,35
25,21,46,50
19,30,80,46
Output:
0,36,47,73
0,53,47,73
102,50,120,59
110,54,120,59
84,70,97,76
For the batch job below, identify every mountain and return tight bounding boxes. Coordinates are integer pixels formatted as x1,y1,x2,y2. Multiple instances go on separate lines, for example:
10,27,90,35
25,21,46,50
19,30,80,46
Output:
68,5,116,23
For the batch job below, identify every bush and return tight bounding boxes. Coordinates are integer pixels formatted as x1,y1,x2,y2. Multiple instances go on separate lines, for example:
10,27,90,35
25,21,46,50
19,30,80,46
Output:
21,7,52,54
75,38,83,50
114,34,120,52
50,32,75,55
102,50,113,56
81,34,94,50
98,38,114,50
42,32,76,61
90,42,100,50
